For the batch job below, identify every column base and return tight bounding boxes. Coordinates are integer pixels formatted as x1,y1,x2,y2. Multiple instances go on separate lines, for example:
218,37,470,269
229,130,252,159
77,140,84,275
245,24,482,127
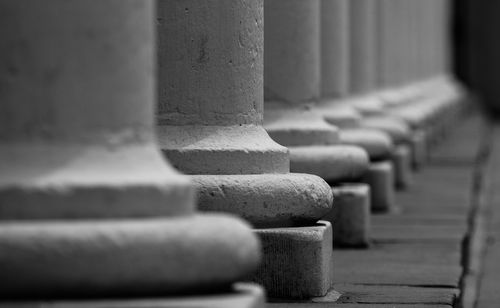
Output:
324,184,371,248
0,283,265,308
392,145,413,190
250,221,333,299
191,173,333,228
363,161,396,213
0,215,260,298
289,145,369,184
339,128,393,161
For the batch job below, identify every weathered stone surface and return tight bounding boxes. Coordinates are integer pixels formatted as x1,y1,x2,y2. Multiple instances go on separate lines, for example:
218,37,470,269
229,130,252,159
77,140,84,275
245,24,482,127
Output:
363,162,395,213
339,129,393,161
324,184,371,247
251,221,333,299
157,0,264,127
0,283,265,308
158,125,289,175
192,174,333,227
0,214,261,297
410,129,428,169
0,0,263,299
289,145,369,183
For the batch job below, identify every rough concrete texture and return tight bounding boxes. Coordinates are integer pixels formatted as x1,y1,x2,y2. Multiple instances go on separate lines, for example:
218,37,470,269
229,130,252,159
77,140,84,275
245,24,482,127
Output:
363,161,396,213
251,221,333,299
325,184,371,247
264,0,321,104
339,128,393,161
192,174,333,227
289,145,369,183
0,0,262,298
392,145,413,189
157,0,263,126
157,125,289,175
265,104,340,146
0,283,265,308
0,215,261,297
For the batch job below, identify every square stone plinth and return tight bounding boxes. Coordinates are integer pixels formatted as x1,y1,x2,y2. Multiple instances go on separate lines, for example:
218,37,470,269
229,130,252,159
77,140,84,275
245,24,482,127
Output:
251,221,333,299
411,129,427,170
0,283,265,308
392,144,413,190
324,184,370,248
363,161,396,213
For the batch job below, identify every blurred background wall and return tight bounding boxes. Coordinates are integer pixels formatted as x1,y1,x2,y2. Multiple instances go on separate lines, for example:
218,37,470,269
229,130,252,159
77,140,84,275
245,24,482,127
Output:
454,0,500,114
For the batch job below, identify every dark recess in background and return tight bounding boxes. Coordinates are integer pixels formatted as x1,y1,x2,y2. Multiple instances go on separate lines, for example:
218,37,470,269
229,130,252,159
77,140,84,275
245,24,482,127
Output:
453,0,500,115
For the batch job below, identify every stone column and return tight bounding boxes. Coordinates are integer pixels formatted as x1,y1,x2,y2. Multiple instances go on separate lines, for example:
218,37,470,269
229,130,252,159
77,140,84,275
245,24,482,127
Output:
263,0,376,242
385,0,465,150
156,0,334,298
0,1,264,306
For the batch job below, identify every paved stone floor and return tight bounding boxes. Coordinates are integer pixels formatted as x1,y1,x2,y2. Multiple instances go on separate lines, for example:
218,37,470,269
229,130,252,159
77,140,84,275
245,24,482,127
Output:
269,111,490,308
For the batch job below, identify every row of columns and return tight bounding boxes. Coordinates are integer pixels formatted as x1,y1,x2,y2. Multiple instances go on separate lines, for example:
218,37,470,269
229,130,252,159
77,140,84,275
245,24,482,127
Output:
0,0,463,306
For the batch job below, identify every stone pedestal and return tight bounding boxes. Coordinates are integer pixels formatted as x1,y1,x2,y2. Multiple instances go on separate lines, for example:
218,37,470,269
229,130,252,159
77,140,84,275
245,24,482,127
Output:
0,1,263,306
252,221,333,299
323,184,371,247
392,145,413,189
363,162,396,213
156,0,333,298
263,0,375,256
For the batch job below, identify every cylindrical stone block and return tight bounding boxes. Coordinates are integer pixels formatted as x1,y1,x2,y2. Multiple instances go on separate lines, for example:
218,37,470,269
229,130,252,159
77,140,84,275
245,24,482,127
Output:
157,0,263,127
157,0,289,175
392,145,413,189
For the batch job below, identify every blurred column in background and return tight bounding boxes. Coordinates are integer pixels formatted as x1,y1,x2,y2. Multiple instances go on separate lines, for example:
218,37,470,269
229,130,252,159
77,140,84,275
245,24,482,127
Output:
263,0,374,249
0,1,264,306
381,0,466,153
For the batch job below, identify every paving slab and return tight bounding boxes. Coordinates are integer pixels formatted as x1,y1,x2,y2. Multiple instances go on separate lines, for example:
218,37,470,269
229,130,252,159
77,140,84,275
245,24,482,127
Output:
371,225,466,243
268,303,452,307
329,284,457,305
267,114,484,307
333,242,461,266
